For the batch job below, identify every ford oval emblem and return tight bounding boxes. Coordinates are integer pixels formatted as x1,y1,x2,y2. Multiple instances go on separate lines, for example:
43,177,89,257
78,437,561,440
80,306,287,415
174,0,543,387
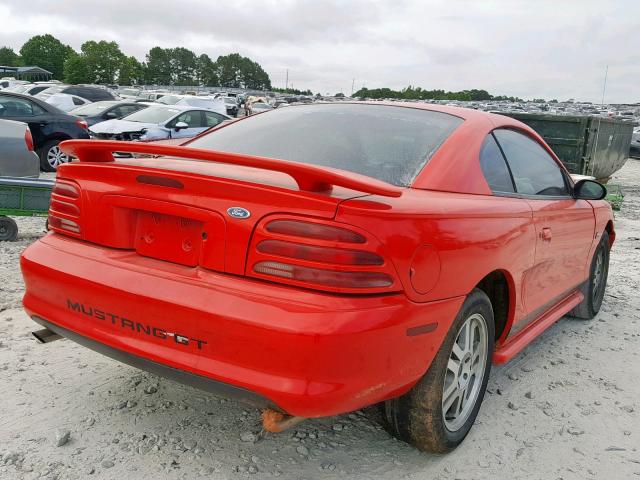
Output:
227,207,251,219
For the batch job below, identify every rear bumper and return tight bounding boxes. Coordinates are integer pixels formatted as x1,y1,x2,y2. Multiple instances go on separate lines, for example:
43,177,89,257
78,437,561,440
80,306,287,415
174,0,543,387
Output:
21,234,464,417
31,315,275,409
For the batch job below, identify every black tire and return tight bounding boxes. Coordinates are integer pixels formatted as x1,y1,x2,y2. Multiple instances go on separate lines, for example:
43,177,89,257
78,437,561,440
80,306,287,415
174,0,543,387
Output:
569,231,610,319
0,216,18,241
380,289,495,453
37,139,70,172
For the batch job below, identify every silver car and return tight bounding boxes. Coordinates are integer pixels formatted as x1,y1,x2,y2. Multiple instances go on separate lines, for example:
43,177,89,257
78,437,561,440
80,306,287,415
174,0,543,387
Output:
0,119,39,177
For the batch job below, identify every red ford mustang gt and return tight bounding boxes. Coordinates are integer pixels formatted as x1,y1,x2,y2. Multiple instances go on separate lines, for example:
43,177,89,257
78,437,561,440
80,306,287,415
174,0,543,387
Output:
20,103,614,453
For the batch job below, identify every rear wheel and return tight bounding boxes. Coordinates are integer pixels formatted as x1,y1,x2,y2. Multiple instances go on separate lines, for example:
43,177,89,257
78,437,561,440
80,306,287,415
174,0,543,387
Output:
380,289,494,453
0,216,18,241
38,139,70,172
569,231,610,319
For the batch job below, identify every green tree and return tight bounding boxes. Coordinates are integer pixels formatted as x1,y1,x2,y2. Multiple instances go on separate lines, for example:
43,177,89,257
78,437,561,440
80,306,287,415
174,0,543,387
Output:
169,47,198,85
80,40,125,84
214,53,271,89
118,56,144,85
0,46,21,66
144,47,172,85
63,53,89,84
196,54,217,86
354,86,520,102
19,34,74,80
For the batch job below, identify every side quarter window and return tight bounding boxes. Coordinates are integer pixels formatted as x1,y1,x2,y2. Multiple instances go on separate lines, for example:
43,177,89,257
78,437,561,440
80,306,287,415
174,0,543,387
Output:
479,134,515,193
494,129,569,197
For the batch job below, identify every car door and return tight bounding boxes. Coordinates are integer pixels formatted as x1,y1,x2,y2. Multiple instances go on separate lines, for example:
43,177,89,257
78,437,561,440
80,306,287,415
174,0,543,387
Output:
0,95,50,148
493,129,595,315
166,110,207,139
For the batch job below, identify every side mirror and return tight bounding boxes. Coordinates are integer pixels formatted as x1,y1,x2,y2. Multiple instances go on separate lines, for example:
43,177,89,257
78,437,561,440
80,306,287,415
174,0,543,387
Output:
174,121,188,131
104,111,118,119
574,179,607,200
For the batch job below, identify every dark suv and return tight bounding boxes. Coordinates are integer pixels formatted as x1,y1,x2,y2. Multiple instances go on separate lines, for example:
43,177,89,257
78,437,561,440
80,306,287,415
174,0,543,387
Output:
0,91,90,171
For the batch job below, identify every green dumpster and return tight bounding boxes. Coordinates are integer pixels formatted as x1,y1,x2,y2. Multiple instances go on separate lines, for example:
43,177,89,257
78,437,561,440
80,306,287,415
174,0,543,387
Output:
500,113,635,181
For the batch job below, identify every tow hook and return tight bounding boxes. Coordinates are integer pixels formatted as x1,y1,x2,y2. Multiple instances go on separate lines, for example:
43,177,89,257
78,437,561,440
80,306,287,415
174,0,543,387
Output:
32,328,62,344
261,409,306,433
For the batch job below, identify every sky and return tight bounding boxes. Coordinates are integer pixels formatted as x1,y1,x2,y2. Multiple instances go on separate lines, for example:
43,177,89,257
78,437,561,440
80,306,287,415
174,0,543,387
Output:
1,0,639,103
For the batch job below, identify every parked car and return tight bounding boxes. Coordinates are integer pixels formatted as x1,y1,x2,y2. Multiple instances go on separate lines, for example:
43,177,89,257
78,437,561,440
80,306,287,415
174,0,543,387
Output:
136,90,170,102
221,97,239,117
249,102,273,114
157,95,227,115
5,82,60,97
69,101,148,126
115,87,143,99
21,103,613,454
88,105,230,141
0,91,89,171
0,78,29,90
44,93,91,112
37,85,118,102
0,119,39,177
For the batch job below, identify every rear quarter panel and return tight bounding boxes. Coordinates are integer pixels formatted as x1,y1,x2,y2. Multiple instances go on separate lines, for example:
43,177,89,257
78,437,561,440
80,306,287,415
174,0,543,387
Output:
336,189,536,327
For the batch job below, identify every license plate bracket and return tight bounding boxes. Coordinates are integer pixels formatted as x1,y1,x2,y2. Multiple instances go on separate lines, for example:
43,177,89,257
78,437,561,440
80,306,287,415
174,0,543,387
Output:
134,211,204,266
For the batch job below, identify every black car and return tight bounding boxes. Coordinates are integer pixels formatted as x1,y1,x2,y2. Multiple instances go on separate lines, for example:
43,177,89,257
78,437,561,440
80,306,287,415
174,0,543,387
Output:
69,101,149,126
38,85,118,102
0,91,90,171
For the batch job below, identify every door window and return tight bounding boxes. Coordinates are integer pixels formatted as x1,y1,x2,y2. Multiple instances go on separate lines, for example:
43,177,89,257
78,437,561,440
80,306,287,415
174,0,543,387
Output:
204,111,226,127
494,129,569,197
0,97,39,116
479,134,515,193
168,111,204,128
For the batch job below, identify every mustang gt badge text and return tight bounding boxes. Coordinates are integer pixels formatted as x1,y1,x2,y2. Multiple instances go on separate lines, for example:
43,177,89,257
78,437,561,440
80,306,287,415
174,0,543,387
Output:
66,300,207,350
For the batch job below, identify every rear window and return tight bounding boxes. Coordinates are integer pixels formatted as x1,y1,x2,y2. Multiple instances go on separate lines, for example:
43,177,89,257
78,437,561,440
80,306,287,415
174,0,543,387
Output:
188,104,463,186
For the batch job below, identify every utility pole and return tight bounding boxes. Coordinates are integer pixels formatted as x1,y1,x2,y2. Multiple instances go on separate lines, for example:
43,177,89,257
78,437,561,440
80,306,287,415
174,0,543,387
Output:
600,65,608,105
285,69,289,91
351,78,355,97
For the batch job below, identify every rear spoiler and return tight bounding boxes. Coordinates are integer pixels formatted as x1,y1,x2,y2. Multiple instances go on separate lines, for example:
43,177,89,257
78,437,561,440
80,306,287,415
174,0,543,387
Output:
60,140,403,198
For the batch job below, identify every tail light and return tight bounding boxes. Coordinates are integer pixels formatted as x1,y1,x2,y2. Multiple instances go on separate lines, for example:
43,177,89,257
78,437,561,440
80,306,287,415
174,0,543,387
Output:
48,179,82,237
248,217,399,293
24,128,34,151
76,119,88,129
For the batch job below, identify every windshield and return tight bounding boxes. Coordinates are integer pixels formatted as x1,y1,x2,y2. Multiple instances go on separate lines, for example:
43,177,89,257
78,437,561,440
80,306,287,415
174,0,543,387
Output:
70,102,117,116
157,95,182,105
189,103,463,186
121,106,182,123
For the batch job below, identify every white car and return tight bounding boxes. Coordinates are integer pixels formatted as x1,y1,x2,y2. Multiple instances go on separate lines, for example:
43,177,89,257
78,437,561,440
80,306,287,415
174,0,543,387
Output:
43,93,91,112
157,94,227,115
88,105,230,141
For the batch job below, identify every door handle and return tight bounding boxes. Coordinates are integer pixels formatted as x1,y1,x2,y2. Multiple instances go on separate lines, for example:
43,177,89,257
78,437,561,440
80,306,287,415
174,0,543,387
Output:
541,227,552,241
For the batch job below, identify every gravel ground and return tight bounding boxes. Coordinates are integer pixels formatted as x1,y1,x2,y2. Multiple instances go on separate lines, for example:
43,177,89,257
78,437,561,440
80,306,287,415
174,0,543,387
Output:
1,163,639,480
